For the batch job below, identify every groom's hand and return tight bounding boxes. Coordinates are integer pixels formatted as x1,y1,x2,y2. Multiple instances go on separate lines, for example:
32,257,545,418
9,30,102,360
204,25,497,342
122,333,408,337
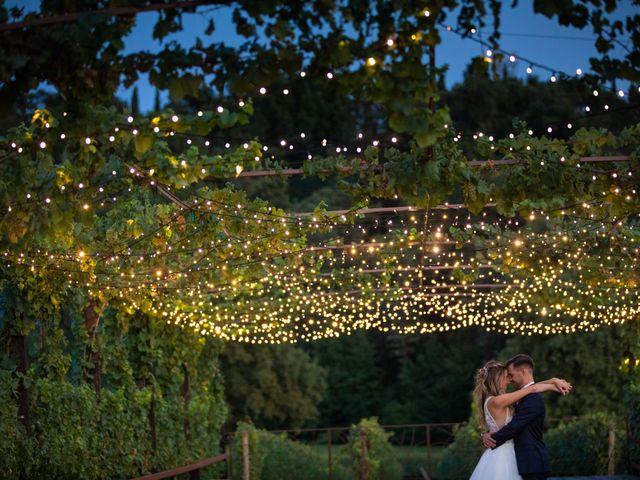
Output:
481,432,497,449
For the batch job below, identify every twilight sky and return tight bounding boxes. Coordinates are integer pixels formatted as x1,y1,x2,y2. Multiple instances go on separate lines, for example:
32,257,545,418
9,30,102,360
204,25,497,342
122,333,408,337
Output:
5,1,637,111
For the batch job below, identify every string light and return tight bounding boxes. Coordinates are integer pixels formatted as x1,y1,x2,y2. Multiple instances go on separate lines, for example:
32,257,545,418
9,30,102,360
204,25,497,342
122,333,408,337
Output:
2,102,639,343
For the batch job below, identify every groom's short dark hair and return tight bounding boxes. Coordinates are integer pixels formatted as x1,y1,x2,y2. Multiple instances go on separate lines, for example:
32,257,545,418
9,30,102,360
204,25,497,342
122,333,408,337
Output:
506,354,534,371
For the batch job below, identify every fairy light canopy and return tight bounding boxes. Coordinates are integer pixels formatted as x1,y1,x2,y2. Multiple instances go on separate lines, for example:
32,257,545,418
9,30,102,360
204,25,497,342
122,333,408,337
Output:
1,2,639,343
0,96,638,343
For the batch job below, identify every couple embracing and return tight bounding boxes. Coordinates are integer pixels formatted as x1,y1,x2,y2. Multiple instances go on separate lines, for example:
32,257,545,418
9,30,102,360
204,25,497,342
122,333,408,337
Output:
470,354,572,480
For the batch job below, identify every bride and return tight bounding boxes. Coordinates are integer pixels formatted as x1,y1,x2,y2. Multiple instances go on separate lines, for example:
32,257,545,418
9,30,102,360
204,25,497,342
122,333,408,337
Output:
469,360,572,480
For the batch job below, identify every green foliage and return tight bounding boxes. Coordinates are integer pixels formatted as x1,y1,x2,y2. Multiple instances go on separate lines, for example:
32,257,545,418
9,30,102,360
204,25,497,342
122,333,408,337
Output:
438,413,627,478
231,421,350,480
498,328,626,418
381,330,508,424
545,412,622,475
0,293,227,479
221,342,327,429
436,423,482,480
0,369,22,478
310,332,383,426
444,72,636,142
348,417,402,480
627,377,640,473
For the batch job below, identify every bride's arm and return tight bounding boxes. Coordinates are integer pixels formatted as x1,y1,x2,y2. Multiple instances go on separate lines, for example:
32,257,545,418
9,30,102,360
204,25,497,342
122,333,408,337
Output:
538,378,572,393
489,378,571,409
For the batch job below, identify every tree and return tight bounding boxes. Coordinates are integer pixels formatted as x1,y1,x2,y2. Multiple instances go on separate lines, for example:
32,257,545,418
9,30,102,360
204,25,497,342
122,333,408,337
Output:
381,330,509,424
498,328,627,418
221,342,327,429
443,60,638,142
310,332,384,426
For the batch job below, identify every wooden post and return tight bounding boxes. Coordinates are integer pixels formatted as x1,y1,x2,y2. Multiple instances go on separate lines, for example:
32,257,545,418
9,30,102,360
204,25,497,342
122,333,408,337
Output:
328,429,333,480
242,430,250,480
608,423,616,475
360,428,369,480
181,364,191,442
84,301,102,393
226,442,232,480
149,394,157,453
10,333,30,433
426,424,432,479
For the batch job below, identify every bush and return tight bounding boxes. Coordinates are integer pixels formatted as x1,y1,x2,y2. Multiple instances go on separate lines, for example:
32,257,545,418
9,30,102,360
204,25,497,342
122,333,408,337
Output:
348,417,403,480
437,413,625,479
628,379,640,474
545,412,622,476
436,423,482,480
232,421,350,480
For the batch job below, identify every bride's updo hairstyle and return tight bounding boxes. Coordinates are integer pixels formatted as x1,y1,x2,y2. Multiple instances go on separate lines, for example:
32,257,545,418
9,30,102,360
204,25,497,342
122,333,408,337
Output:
473,360,507,430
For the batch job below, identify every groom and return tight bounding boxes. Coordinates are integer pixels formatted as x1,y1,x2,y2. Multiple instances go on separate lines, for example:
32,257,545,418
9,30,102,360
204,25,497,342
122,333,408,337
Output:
481,354,550,480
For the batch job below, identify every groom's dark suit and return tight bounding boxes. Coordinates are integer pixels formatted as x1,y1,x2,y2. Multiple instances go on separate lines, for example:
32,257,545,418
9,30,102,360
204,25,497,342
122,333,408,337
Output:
491,392,550,480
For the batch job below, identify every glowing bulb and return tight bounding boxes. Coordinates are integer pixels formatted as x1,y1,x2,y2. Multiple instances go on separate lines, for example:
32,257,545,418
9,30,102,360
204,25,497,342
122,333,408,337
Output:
217,106,224,113
576,68,583,75
259,87,267,94
367,57,376,66
509,55,516,62
171,115,179,122
39,141,46,149
526,66,533,74
327,72,334,79
387,38,394,47
127,116,133,123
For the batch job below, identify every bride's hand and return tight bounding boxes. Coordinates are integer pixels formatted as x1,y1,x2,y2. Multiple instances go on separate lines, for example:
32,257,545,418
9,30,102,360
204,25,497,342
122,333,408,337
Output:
554,378,572,395
481,432,497,449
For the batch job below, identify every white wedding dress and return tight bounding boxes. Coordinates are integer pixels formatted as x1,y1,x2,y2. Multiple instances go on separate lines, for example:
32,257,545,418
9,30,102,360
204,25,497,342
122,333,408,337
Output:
469,396,522,480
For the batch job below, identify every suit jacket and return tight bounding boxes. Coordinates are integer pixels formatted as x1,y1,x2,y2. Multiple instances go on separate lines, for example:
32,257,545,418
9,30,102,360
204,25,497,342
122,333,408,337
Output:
491,392,550,475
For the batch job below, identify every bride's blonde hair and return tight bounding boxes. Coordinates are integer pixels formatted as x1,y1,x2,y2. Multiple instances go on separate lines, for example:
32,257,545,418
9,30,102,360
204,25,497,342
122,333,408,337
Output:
473,360,507,430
